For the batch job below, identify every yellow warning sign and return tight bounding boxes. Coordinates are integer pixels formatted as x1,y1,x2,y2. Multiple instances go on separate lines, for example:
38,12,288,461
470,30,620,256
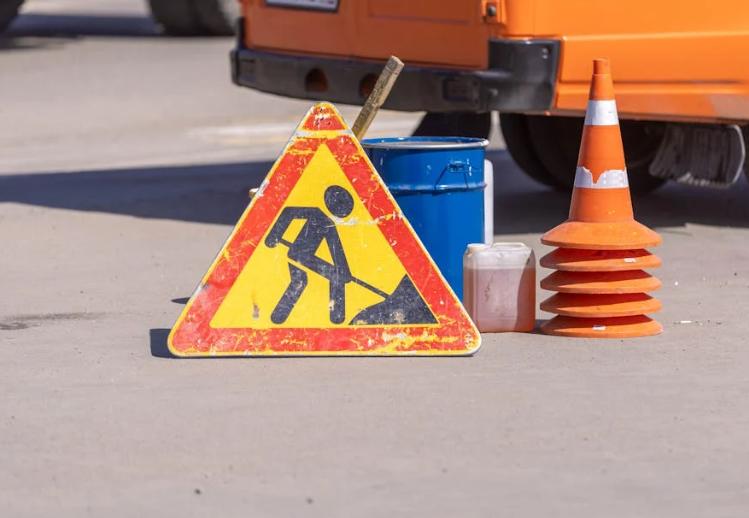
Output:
167,102,480,356
211,143,422,329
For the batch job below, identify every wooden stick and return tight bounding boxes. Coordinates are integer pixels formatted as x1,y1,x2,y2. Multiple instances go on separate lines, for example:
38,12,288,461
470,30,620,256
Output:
250,57,404,199
352,56,404,140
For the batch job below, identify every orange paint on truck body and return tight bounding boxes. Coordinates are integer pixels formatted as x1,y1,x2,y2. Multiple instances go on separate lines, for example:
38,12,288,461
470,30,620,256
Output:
240,0,492,69
500,0,749,122
238,0,749,123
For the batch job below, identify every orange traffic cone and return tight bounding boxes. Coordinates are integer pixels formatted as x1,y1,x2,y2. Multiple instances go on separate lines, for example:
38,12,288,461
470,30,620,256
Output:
539,58,663,338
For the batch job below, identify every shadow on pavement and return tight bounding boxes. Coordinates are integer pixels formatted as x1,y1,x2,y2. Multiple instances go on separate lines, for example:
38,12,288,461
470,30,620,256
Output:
149,328,176,359
0,160,272,226
0,12,162,52
490,150,749,234
6,13,159,38
2,151,749,232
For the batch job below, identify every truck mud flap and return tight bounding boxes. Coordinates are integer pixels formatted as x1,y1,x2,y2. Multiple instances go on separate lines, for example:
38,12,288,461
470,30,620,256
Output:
649,123,746,189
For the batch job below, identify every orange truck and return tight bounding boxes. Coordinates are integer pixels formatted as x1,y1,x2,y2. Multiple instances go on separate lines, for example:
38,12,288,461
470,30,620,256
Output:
229,0,749,194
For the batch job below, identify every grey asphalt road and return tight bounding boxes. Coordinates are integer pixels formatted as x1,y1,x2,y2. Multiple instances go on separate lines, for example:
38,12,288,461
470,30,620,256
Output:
2,2,749,517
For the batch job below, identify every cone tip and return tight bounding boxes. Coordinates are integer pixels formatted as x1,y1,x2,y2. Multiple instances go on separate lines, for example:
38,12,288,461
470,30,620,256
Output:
588,58,615,101
593,58,611,75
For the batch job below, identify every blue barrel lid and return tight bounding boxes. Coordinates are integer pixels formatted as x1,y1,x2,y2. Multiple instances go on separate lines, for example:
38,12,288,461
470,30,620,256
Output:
361,136,489,150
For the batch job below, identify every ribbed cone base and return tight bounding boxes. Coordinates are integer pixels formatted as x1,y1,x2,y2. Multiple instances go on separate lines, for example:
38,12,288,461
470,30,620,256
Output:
540,242,663,338
540,248,661,272
541,270,662,294
540,315,663,338
541,220,662,250
540,293,662,318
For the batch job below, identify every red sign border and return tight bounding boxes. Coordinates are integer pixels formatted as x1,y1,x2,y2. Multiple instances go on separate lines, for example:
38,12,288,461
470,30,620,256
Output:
168,104,480,356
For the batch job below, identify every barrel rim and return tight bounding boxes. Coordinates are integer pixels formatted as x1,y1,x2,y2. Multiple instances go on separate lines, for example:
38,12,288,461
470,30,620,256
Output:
361,136,490,150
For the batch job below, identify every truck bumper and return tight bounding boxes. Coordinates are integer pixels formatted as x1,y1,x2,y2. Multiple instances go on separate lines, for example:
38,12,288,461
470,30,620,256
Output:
230,20,560,113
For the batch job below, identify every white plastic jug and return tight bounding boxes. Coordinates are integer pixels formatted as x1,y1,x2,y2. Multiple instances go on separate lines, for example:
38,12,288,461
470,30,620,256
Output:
484,159,494,244
463,242,536,333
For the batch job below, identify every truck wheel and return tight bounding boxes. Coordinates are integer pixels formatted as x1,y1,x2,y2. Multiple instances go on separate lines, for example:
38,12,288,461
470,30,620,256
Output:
525,115,667,195
741,125,749,182
412,112,492,140
191,0,238,36
498,112,566,190
0,0,24,33
148,0,238,36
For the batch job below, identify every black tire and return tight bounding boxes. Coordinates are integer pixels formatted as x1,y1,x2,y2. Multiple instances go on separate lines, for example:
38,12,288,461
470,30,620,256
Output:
0,0,24,33
148,0,238,37
741,125,749,181
192,0,238,36
148,0,201,36
498,112,566,189
525,114,667,195
412,111,492,140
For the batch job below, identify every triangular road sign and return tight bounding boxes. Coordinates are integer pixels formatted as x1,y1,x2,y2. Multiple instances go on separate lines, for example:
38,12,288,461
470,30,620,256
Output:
168,102,481,357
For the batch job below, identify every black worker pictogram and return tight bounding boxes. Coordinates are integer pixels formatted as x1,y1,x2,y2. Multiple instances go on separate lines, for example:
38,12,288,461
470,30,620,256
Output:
265,185,437,326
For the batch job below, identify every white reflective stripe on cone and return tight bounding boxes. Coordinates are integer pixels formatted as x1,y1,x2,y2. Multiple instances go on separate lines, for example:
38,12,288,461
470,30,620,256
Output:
573,167,629,188
584,100,619,126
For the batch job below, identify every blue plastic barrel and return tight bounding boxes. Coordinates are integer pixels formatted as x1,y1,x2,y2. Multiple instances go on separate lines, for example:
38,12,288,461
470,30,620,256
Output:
361,137,488,300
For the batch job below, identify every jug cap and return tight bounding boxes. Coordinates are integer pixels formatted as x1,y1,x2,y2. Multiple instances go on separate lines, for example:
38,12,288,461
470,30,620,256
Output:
491,242,529,249
466,243,490,253
466,242,534,268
